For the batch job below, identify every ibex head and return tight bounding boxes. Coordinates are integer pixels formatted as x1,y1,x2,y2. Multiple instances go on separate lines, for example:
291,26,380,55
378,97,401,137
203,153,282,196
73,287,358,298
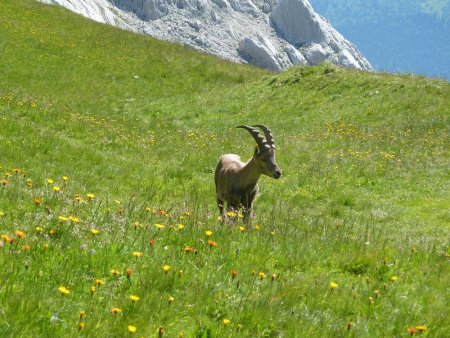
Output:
237,125,282,179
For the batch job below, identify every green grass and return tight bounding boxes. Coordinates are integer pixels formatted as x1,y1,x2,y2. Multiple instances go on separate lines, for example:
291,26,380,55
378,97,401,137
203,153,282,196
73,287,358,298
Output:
0,0,449,336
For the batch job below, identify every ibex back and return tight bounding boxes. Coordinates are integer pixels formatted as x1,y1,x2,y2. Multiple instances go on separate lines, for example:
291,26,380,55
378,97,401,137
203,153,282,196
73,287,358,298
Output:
215,125,282,222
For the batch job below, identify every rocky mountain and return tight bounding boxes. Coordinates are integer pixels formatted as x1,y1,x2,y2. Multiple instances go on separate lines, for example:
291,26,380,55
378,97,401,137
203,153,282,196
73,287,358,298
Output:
39,0,373,71
309,0,450,79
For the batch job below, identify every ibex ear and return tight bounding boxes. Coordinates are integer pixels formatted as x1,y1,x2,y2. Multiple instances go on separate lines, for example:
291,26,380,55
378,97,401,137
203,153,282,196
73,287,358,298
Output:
254,146,260,156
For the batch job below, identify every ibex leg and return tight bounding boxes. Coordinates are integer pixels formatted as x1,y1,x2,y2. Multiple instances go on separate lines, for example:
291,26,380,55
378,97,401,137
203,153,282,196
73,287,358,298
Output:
217,198,224,216
243,191,256,223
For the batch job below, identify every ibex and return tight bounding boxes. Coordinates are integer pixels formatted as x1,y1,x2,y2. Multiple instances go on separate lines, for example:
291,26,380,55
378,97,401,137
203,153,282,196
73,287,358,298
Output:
215,125,282,222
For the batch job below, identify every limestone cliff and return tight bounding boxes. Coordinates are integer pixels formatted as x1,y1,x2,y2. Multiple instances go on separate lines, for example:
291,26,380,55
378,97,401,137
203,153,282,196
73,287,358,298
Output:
40,0,373,71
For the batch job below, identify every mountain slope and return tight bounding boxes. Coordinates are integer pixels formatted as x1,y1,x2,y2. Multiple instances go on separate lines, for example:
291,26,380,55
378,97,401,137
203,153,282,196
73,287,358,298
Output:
0,1,449,337
310,0,450,79
39,0,372,71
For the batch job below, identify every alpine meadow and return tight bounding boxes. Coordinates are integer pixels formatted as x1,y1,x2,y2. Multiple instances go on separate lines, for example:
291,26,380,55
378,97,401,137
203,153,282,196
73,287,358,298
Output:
0,0,449,337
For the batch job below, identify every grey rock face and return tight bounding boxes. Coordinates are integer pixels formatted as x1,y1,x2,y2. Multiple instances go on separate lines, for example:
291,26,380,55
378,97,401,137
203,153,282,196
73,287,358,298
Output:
271,0,324,45
301,43,328,65
271,0,372,69
284,45,308,66
39,0,373,71
238,36,283,71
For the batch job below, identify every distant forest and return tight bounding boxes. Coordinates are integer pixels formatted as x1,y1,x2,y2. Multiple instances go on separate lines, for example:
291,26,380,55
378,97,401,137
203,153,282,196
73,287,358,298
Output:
310,0,450,79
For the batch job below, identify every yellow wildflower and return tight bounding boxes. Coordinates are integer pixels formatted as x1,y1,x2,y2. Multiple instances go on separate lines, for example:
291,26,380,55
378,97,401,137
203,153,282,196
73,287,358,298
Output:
111,269,120,276
128,325,137,333
155,223,165,230
14,230,26,238
111,307,122,314
69,216,79,223
177,223,185,230
390,276,398,282
86,193,95,200
95,279,105,286
223,319,231,326
168,296,174,304
163,265,171,273
90,229,100,235
130,295,140,302
415,325,427,332
226,211,237,217
184,245,196,253
53,186,61,192
3,235,14,244
330,282,339,289
47,178,54,184
132,251,143,258
205,230,213,237
58,286,70,295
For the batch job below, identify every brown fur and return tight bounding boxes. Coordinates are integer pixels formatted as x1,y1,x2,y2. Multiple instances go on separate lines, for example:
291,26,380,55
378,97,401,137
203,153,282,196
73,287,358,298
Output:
215,125,281,222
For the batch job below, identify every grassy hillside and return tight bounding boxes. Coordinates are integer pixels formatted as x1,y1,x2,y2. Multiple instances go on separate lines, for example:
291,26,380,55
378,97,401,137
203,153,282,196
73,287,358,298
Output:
1,0,449,337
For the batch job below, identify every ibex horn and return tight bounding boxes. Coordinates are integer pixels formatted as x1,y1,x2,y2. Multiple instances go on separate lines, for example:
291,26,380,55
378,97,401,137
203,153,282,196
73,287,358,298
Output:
236,125,269,150
253,124,275,149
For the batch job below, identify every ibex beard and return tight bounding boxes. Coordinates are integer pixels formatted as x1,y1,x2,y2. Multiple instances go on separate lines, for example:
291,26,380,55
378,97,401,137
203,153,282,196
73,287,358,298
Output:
215,124,282,222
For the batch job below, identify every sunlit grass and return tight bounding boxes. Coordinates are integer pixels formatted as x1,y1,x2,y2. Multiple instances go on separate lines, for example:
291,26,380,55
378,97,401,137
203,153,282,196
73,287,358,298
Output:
0,0,449,336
